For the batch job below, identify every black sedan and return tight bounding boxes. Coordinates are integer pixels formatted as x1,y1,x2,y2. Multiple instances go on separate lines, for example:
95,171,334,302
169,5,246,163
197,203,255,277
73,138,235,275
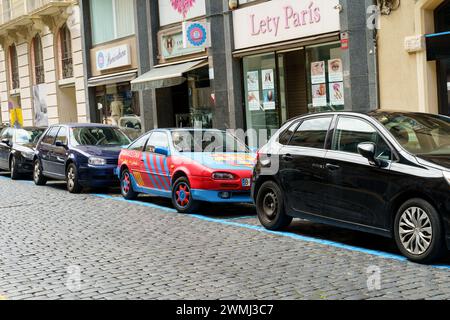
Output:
252,111,450,264
33,124,131,193
0,127,46,179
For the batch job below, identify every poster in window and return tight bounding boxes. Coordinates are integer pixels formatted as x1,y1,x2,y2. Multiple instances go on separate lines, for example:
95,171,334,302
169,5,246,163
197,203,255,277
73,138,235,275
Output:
311,61,326,84
262,69,275,90
263,89,276,110
328,59,343,82
247,71,259,92
312,84,327,107
248,91,262,111
33,84,48,127
329,82,345,106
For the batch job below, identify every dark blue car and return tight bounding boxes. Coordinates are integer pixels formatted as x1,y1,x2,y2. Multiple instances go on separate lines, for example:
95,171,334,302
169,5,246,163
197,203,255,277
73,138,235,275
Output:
33,124,131,193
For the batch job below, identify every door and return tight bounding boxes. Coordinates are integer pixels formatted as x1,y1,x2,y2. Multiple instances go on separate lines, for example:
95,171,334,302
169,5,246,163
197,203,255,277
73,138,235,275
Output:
143,131,171,192
323,116,394,228
40,126,60,173
0,128,12,169
279,116,333,216
53,126,69,176
126,133,150,189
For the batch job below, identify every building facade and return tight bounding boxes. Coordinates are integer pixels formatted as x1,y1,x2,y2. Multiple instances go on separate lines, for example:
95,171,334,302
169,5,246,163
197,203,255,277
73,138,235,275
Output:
378,0,450,116
0,0,86,127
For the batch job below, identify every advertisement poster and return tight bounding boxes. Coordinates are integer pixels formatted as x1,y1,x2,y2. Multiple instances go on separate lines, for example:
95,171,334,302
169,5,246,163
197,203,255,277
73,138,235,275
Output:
263,89,276,110
158,0,206,26
248,91,261,111
33,84,49,127
8,101,23,128
182,21,211,49
329,82,345,105
328,59,343,82
262,69,274,90
312,84,327,107
311,61,326,84
247,71,259,92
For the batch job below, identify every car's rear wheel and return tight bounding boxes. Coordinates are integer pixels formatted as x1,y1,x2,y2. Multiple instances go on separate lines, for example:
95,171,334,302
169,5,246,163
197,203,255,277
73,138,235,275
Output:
172,176,200,213
33,159,47,186
394,198,446,263
256,181,292,230
121,169,138,200
10,156,19,180
67,164,82,194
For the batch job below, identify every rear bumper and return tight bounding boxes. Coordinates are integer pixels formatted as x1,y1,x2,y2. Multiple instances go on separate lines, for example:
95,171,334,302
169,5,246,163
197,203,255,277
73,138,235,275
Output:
191,189,252,203
78,164,118,188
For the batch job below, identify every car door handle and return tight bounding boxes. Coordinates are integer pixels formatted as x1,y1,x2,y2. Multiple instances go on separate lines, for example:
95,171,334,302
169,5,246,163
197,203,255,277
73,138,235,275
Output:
326,163,340,171
281,154,294,161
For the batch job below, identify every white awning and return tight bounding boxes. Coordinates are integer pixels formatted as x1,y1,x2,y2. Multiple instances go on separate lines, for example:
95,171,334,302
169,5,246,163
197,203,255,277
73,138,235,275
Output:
131,60,208,91
88,69,137,87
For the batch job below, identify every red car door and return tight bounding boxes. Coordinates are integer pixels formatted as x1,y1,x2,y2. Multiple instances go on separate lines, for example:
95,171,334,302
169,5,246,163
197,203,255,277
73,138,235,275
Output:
142,132,171,192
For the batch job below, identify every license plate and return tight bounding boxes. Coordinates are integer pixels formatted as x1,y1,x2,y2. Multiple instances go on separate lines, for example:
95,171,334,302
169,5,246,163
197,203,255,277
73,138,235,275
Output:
242,178,251,187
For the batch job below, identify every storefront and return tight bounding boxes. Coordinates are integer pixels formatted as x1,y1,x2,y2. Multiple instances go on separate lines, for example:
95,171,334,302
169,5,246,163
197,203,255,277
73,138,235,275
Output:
232,0,342,136
131,0,214,128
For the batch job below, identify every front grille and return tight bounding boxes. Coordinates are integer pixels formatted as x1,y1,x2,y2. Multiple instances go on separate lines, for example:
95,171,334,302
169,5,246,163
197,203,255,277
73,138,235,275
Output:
106,159,118,165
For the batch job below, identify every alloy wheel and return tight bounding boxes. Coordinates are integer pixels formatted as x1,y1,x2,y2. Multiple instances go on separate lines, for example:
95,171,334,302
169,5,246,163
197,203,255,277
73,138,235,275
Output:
34,162,40,182
122,172,131,194
399,207,433,255
175,183,190,208
67,167,76,190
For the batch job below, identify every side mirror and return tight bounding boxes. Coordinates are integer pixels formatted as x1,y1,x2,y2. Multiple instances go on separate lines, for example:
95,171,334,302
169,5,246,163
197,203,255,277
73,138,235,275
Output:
1,138,10,146
55,140,67,148
358,142,380,167
154,146,169,157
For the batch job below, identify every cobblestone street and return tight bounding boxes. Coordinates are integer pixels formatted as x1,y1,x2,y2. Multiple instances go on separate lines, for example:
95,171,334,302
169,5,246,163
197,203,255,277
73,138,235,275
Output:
1,174,450,300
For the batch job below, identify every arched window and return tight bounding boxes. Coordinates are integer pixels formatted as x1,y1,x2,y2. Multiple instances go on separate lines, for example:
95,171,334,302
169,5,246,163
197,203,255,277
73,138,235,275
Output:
9,44,19,90
32,34,45,84
60,24,73,79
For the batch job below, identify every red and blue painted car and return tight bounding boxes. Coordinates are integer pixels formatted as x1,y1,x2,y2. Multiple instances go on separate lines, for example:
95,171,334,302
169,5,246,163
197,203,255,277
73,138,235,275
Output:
116,129,256,213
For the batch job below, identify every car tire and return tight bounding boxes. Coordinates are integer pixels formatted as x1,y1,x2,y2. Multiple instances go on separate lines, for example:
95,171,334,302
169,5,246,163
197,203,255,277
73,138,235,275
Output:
10,156,19,180
33,159,47,186
394,198,446,264
66,163,82,194
171,176,200,214
256,181,293,231
120,169,138,200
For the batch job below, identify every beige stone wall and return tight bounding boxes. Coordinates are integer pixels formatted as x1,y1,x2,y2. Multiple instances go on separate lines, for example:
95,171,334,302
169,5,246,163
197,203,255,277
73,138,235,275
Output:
378,0,446,114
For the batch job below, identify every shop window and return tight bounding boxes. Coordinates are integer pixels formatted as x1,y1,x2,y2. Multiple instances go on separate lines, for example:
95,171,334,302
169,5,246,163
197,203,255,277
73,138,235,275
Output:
32,34,45,85
95,82,141,131
59,24,73,79
305,42,343,113
90,0,135,45
9,44,19,90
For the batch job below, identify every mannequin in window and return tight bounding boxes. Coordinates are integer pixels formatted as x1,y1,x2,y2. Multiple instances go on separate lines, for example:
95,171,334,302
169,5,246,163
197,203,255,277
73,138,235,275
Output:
110,94,123,126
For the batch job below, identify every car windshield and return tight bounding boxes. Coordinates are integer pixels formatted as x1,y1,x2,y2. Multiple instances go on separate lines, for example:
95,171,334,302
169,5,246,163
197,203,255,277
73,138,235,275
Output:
15,128,45,144
171,130,250,153
372,112,450,156
71,127,131,146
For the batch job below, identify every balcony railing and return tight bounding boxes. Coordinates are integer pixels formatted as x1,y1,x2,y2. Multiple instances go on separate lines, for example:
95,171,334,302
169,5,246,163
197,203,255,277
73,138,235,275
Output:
0,0,72,25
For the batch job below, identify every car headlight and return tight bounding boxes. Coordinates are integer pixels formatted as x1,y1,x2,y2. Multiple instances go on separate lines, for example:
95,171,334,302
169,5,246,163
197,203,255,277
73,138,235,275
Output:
88,157,107,166
444,171,450,186
212,172,235,180
22,151,35,160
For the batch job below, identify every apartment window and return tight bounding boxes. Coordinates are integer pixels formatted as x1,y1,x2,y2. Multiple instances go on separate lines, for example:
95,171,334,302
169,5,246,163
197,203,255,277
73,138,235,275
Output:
90,0,135,45
33,34,45,84
60,24,73,79
9,44,19,90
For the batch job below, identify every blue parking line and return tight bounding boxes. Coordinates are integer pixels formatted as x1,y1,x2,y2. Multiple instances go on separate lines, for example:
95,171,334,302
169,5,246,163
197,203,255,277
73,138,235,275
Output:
91,193,450,270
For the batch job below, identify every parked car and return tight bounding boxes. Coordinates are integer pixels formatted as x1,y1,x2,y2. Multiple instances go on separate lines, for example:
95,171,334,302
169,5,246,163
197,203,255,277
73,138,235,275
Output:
117,129,255,213
33,124,131,193
252,111,450,263
0,127,46,179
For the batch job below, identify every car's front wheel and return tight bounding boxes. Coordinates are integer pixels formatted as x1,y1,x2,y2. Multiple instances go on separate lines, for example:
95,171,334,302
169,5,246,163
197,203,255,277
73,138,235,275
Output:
256,181,292,231
120,169,138,200
67,164,82,194
10,156,19,180
33,159,47,186
171,177,200,213
394,198,446,263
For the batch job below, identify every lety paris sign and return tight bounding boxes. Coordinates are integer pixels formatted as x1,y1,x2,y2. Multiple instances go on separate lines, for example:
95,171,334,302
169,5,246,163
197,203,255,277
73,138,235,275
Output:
233,0,340,50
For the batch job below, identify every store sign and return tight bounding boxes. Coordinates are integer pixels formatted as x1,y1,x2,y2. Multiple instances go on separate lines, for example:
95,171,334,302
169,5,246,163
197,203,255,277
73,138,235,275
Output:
233,0,341,50
96,45,131,71
182,21,211,48
161,31,205,60
159,0,206,27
